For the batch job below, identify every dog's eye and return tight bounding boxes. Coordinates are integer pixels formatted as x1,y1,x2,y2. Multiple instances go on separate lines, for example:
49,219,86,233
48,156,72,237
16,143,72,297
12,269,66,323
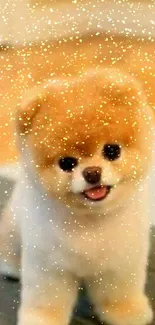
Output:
58,156,78,172
103,144,121,161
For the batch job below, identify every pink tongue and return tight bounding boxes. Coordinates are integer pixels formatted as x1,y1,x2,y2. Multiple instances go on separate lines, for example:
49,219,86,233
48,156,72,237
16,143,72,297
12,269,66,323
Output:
85,186,107,200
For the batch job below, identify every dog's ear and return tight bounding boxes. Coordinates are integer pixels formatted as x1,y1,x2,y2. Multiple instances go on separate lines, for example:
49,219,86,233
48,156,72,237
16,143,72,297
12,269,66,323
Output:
92,67,145,107
16,85,48,135
105,70,145,107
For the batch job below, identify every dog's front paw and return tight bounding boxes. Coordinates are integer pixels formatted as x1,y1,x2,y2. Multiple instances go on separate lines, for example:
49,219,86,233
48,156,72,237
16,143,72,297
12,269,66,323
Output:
18,306,66,325
100,295,153,325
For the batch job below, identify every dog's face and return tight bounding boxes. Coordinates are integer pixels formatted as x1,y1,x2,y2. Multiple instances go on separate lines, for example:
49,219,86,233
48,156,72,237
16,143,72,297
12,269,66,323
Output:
17,69,154,212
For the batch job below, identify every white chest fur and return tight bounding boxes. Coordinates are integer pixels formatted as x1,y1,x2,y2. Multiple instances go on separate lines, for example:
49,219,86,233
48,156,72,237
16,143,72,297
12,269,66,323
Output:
10,174,150,279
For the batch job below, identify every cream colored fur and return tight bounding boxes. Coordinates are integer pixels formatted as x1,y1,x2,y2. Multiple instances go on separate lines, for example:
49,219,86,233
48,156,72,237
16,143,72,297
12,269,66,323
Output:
0,165,153,325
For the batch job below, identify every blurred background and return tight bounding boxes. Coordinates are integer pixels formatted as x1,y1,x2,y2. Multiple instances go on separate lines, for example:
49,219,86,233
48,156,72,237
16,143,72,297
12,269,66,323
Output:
0,0,154,166
0,0,155,44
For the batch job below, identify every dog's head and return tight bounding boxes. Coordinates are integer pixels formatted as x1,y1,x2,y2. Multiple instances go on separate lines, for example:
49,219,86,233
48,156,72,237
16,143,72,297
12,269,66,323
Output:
17,68,155,212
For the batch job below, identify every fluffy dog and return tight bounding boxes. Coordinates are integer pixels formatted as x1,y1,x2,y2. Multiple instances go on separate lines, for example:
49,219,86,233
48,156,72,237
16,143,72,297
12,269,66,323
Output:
0,68,154,325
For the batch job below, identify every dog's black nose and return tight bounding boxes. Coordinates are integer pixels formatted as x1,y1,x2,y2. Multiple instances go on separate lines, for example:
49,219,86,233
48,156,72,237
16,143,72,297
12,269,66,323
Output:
82,166,101,184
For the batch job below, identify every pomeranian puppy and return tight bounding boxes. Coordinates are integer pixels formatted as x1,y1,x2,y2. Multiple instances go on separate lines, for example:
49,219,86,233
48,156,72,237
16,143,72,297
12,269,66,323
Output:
0,68,154,325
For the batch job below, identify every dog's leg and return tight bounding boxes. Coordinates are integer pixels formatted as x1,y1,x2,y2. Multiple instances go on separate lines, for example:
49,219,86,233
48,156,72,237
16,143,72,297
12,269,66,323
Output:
0,205,21,279
87,264,153,325
18,248,78,325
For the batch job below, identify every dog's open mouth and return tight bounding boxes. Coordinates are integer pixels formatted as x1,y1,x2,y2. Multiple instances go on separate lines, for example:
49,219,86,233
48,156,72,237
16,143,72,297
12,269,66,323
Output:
83,185,112,202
